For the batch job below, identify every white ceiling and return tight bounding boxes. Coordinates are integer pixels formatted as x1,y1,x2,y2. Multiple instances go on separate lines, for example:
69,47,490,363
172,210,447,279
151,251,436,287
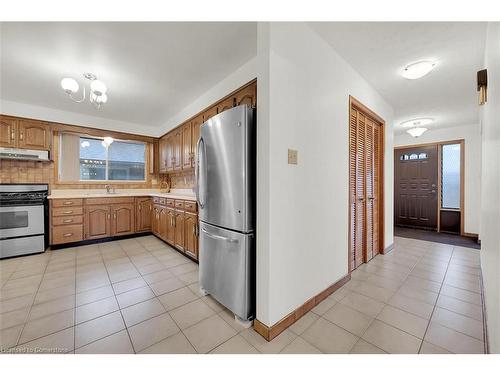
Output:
0,22,257,128
309,22,487,134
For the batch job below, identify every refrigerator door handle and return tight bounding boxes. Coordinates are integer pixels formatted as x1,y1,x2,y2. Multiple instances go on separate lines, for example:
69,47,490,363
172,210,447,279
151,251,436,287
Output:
195,137,206,209
201,227,239,243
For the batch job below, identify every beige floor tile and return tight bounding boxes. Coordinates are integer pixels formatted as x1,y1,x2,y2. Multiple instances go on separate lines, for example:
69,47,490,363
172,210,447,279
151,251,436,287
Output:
169,262,198,276
76,285,114,306
377,305,428,339
116,286,155,309
301,317,357,354
76,296,119,324
29,295,75,321
362,320,421,354
424,322,484,354
240,327,296,354
398,285,439,305
201,295,226,313
404,275,442,293
409,268,445,283
136,262,167,276
75,311,125,348
76,330,134,354
128,312,180,352
440,285,482,305
289,311,320,335
139,332,196,354
431,307,483,340
108,269,141,284
388,293,435,319
38,275,75,292
0,285,38,301
218,309,249,332
150,277,185,296
328,286,350,301
183,314,237,353
323,303,372,336
280,336,321,354
419,341,452,354
142,269,175,284
349,282,395,302
16,327,74,354
311,297,337,315
210,333,259,354
19,309,74,344
436,294,482,321
0,294,34,314
444,276,481,293
339,291,385,317
112,277,147,295
170,299,215,329
34,284,75,305
121,298,166,327
349,338,387,354
178,270,199,285
157,286,198,311
0,324,24,350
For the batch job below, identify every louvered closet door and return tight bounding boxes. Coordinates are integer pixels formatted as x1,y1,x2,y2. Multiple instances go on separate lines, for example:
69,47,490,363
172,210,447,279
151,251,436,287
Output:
349,104,382,271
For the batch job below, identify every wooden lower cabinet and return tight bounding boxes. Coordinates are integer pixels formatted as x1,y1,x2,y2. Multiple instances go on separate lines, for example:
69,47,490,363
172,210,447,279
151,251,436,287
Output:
135,197,152,232
159,206,168,241
85,205,111,240
184,212,198,259
166,208,175,243
111,204,135,236
174,209,185,251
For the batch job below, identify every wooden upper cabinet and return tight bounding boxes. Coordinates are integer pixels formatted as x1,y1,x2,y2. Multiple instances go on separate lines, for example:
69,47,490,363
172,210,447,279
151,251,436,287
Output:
203,106,218,123
17,119,51,150
135,197,152,232
85,205,111,240
217,97,234,114
173,129,182,171
181,122,193,170
159,136,168,173
112,204,135,236
0,117,18,147
165,133,174,172
184,211,198,259
234,82,257,108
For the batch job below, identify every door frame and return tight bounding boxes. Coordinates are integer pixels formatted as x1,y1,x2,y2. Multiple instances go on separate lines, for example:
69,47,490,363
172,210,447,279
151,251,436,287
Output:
348,96,385,273
394,139,465,236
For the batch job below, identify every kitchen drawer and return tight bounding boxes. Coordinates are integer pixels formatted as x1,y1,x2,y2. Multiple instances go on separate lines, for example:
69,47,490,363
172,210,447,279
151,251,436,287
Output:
184,200,197,213
52,215,83,226
52,206,84,217
153,197,166,205
51,198,83,208
166,199,175,207
174,200,184,209
52,224,83,244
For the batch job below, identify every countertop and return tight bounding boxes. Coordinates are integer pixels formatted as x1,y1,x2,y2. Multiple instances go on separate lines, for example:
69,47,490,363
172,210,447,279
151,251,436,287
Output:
48,189,197,201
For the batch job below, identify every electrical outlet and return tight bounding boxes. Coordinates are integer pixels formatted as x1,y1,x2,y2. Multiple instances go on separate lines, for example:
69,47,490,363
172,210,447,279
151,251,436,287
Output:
288,149,298,165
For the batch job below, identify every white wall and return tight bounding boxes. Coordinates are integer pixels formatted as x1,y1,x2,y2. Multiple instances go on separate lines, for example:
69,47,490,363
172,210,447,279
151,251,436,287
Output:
0,99,159,136
480,22,500,354
394,124,481,235
256,22,394,326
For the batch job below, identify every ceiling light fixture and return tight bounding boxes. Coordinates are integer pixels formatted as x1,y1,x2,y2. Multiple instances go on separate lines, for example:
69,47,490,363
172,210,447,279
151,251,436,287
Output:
101,136,114,148
401,61,436,80
407,127,428,138
400,118,434,128
60,73,108,109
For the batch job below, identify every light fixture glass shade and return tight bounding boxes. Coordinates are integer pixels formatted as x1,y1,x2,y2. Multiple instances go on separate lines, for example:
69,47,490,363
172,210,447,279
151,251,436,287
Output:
61,77,79,94
402,61,436,80
90,80,107,95
400,118,434,128
407,127,428,137
102,136,114,147
97,93,108,104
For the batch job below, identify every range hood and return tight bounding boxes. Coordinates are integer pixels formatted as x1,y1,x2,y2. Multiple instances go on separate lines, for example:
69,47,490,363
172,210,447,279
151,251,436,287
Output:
0,147,50,161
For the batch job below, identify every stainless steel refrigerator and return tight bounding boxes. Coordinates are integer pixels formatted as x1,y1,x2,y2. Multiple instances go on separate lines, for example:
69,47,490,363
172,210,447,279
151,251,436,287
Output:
196,104,255,323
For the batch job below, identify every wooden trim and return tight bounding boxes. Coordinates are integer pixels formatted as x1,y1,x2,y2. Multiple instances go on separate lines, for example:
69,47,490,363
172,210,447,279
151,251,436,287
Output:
460,139,465,235
253,274,351,341
479,268,489,353
348,96,385,272
381,242,394,254
437,143,442,231
463,232,479,239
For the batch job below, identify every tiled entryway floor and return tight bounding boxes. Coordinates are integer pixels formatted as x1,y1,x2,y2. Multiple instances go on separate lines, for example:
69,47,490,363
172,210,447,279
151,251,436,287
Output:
0,235,486,354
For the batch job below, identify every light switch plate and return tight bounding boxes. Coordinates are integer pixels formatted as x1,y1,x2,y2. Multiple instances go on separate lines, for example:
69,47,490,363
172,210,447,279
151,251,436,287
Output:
288,149,298,165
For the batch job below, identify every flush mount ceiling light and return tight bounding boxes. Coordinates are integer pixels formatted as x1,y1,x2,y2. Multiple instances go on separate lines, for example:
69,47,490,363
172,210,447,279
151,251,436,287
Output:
400,118,434,128
401,61,436,80
60,73,108,109
407,127,428,138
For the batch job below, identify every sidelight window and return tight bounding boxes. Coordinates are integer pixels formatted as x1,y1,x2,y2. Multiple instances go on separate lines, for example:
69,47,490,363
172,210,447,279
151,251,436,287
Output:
441,143,461,209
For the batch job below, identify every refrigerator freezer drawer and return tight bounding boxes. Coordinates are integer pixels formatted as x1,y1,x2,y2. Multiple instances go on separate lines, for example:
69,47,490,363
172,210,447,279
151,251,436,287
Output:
199,221,254,321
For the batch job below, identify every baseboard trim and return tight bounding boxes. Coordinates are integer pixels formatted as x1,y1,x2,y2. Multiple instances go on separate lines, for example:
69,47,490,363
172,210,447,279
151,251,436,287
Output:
382,243,394,254
253,273,351,341
463,232,480,240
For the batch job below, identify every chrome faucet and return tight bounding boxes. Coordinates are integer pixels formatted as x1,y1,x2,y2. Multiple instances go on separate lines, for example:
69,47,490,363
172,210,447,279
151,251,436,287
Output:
105,185,114,194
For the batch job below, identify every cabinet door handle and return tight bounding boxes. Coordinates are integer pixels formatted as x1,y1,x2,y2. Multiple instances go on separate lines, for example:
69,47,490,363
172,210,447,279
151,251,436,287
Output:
63,219,73,223
11,131,15,140
63,201,73,205
114,213,117,219
19,132,23,140
107,214,111,219
63,233,73,237
63,210,73,214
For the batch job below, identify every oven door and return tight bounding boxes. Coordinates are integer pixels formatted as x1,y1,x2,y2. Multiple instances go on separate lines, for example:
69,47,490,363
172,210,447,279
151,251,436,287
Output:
0,205,44,239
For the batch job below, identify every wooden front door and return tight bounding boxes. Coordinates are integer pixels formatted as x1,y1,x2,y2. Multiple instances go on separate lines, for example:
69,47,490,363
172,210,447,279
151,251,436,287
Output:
394,145,438,230
349,99,384,271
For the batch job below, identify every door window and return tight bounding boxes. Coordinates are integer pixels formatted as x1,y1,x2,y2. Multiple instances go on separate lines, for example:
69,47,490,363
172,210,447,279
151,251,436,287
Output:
441,143,461,209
